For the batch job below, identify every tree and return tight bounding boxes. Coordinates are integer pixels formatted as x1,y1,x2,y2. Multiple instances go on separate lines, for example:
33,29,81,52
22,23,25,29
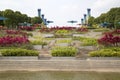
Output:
31,17,42,24
3,9,15,28
94,7,120,28
88,16,95,26
114,14,120,29
0,11,4,26
95,13,107,24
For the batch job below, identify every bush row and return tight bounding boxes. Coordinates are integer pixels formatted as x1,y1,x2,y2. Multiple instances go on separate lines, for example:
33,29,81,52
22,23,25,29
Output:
51,46,77,57
56,39,72,43
73,37,97,46
89,47,120,57
0,48,39,56
93,28,110,32
31,40,47,45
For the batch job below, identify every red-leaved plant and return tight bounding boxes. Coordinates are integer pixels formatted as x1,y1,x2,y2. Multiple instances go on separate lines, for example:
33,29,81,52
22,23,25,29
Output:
5,30,28,37
19,26,35,31
98,32,120,47
0,36,29,47
76,27,88,32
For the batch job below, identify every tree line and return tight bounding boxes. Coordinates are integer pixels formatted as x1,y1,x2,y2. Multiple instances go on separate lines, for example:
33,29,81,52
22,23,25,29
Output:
88,7,120,29
0,9,42,29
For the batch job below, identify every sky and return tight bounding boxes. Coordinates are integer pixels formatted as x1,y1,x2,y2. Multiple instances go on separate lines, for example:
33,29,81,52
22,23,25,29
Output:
0,0,120,27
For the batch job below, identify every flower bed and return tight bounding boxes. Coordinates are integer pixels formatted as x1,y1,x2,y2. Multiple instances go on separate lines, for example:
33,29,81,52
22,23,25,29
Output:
54,30,72,38
0,48,39,56
31,40,47,45
73,37,97,46
51,46,77,57
0,36,29,47
93,28,110,32
19,26,35,31
5,30,29,37
89,47,120,57
98,33,120,47
56,39,72,44
76,27,88,33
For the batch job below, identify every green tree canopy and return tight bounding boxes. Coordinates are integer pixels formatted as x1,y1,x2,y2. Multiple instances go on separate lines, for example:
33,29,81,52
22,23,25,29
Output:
31,17,42,24
94,7,120,28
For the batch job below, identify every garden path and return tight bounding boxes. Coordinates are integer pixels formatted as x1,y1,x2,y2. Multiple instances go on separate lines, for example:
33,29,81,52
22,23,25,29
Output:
32,30,102,58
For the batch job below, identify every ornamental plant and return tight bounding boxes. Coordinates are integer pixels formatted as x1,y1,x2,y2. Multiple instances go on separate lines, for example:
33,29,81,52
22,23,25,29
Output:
39,28,51,33
0,48,39,56
89,47,120,57
111,29,120,34
56,39,72,44
0,36,29,47
5,30,28,37
55,29,70,34
76,27,88,32
19,26,35,31
73,37,97,46
98,33,120,47
55,29,71,38
51,46,77,56
31,40,47,45
39,26,76,33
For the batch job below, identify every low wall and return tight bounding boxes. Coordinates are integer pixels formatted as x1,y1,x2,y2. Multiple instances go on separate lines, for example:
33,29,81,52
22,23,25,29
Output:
0,57,120,72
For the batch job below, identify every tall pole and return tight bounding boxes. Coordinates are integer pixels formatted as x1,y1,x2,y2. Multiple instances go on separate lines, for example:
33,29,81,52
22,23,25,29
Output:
81,18,84,26
38,9,41,17
87,8,91,26
44,19,47,25
41,14,45,24
84,14,87,25
87,8,91,18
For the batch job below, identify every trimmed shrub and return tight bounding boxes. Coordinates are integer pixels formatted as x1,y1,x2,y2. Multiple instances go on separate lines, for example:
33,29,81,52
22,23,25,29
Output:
31,40,47,45
51,46,77,57
89,47,120,57
0,48,39,56
73,37,98,46
56,39,72,43
93,28,110,32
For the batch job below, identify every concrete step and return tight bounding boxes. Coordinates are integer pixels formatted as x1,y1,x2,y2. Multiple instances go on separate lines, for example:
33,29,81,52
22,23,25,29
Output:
0,57,120,71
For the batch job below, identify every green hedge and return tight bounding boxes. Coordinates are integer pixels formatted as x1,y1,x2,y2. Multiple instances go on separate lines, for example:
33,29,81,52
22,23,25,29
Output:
93,28,110,32
31,40,47,45
51,46,77,57
73,37,97,46
0,48,39,56
56,39,72,43
89,47,120,57
0,44,33,50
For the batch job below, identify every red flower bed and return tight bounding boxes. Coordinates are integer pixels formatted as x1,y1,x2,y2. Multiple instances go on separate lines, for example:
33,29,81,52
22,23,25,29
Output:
112,29,120,34
19,26,35,31
76,27,88,32
0,36,29,47
5,30,27,37
39,26,76,33
98,33,120,47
